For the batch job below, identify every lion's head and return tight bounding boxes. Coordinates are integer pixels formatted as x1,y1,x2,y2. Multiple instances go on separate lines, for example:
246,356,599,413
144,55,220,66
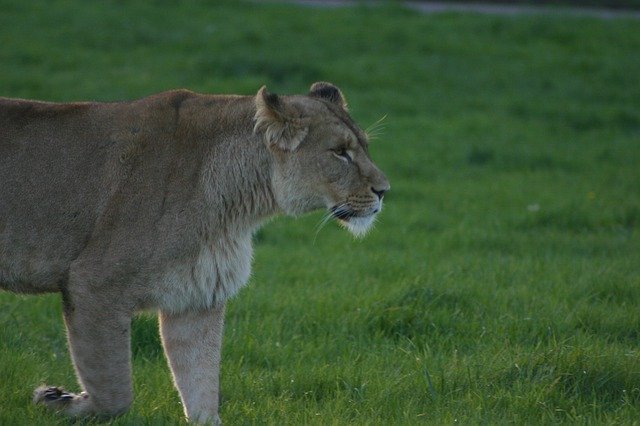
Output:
254,82,390,237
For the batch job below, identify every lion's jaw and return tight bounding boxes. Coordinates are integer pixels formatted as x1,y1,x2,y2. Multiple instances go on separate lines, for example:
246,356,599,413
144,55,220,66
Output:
330,197,383,238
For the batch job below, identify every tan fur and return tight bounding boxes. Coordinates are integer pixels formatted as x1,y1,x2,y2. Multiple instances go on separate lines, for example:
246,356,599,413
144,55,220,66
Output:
0,82,389,423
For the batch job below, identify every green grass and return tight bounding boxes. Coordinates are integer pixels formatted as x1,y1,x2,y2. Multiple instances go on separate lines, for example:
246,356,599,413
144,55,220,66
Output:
1,0,639,424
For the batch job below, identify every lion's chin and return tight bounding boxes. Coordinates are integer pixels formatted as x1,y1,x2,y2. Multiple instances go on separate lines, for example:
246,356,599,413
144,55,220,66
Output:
337,214,376,238
329,202,382,238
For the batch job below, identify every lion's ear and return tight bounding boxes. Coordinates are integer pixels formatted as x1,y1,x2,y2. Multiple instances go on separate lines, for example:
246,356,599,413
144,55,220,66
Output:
309,81,347,110
254,86,308,152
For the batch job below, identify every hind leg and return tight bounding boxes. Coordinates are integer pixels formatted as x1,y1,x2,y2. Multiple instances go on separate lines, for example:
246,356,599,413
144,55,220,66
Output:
34,286,134,418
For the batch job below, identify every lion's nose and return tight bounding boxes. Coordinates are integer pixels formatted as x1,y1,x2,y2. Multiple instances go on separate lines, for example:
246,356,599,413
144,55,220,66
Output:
371,186,389,200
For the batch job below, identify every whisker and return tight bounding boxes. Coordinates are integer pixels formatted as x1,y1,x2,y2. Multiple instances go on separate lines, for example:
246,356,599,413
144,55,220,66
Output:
366,128,386,141
365,114,388,140
366,114,387,132
314,212,333,232
313,209,339,244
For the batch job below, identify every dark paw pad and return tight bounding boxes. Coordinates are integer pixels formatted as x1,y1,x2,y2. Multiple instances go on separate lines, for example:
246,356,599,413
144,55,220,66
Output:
43,387,63,401
34,385,75,406
58,392,74,402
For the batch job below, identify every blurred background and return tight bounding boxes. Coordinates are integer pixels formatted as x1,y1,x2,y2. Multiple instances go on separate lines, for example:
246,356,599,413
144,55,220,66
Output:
1,1,639,424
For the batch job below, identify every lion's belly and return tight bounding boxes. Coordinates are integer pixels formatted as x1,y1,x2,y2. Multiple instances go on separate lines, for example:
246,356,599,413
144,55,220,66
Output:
152,235,253,313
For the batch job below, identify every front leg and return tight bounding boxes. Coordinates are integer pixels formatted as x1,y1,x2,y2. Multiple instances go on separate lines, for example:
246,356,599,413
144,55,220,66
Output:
159,303,225,425
34,287,134,419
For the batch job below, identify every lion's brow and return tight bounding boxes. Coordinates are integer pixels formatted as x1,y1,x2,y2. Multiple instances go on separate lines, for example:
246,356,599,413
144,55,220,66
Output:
343,118,369,150
321,101,369,149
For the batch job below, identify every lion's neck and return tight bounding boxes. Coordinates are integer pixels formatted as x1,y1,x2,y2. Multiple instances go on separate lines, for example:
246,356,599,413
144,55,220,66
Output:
199,97,278,233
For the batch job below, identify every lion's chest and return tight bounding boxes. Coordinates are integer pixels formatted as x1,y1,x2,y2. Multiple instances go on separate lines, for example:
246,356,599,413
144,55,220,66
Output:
153,234,253,313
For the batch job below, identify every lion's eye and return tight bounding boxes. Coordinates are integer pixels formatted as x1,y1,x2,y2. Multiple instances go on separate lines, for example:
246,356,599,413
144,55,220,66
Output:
332,147,352,163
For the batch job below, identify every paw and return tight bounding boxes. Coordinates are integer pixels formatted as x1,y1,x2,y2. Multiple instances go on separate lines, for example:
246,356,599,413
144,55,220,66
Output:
34,386,72,406
33,385,89,414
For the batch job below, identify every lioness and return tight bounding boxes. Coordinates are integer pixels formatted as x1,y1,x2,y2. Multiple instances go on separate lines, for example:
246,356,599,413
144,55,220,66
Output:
0,82,389,423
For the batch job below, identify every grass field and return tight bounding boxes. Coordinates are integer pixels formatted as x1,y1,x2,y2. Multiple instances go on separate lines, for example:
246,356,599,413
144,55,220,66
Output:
1,0,639,424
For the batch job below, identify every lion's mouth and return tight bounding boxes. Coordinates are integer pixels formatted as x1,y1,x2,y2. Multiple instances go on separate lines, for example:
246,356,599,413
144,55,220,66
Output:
329,204,379,238
330,204,380,222
330,205,357,221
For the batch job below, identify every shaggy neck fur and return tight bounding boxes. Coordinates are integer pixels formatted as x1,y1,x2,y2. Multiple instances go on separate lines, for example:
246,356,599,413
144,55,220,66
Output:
194,96,280,234
149,94,281,312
